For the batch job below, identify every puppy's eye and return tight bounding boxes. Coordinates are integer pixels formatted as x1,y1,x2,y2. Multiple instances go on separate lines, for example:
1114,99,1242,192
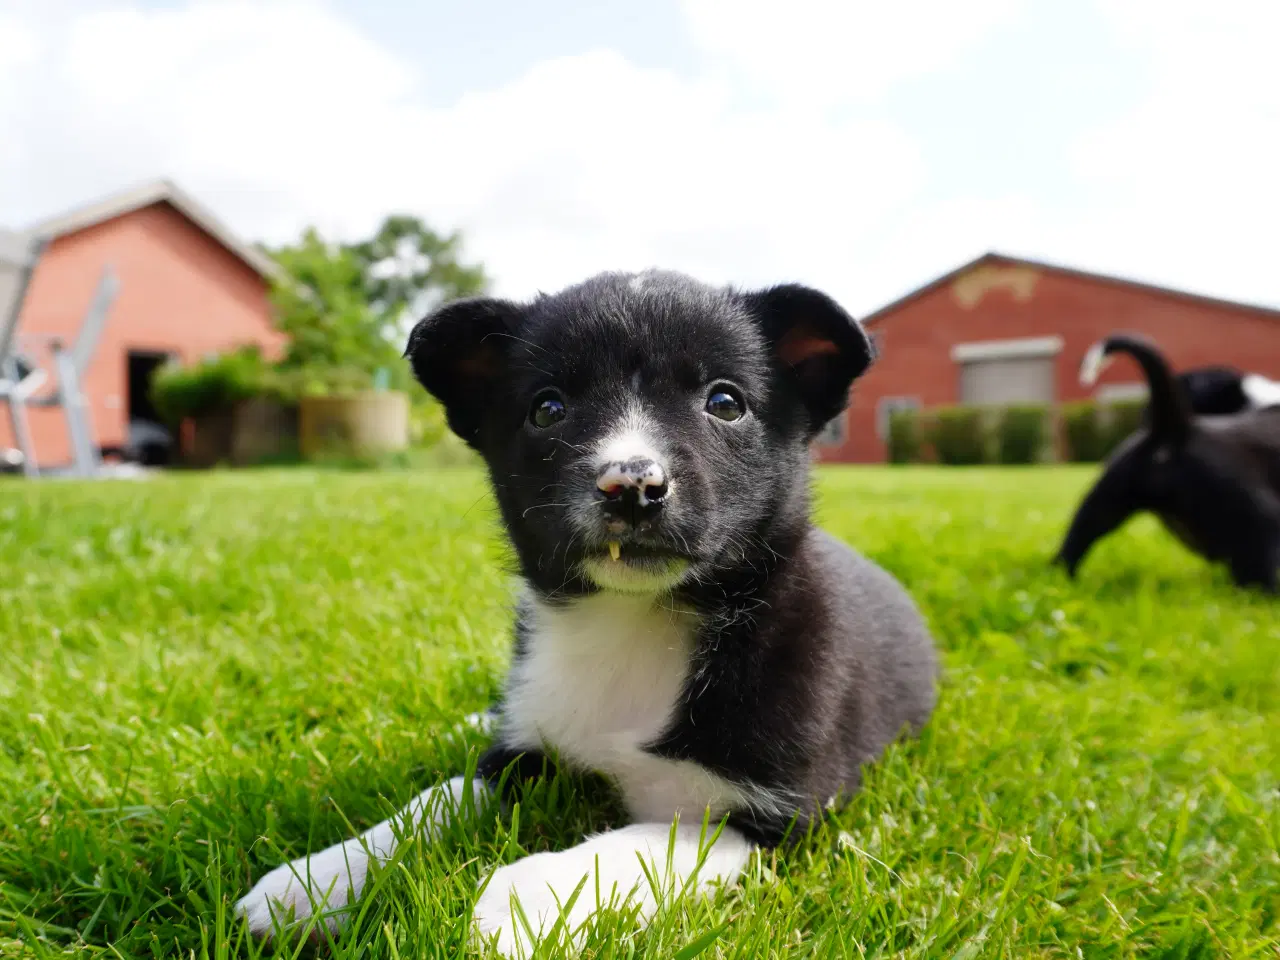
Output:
530,391,566,429
705,387,745,422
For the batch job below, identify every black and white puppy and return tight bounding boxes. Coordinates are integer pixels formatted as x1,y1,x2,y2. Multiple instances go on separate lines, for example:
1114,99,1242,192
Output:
235,271,939,953
1056,333,1280,592
1177,365,1280,417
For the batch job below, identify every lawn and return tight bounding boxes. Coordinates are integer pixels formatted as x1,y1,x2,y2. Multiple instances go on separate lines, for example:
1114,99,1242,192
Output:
1,466,1276,959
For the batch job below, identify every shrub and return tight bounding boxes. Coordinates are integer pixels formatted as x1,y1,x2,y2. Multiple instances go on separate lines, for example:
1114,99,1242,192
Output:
1100,399,1146,458
1062,401,1106,462
997,405,1048,464
929,406,989,465
886,409,922,464
150,347,267,426
261,364,376,403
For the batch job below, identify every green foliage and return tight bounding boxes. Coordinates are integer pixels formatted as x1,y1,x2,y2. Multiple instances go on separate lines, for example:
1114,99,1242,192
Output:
996,405,1048,464
264,218,486,449
929,406,989,465
149,346,268,425
349,215,489,324
887,408,922,464
260,364,383,402
1062,400,1107,462
268,229,395,384
1102,399,1146,456
268,218,489,396
1,467,1276,957
1061,400,1146,463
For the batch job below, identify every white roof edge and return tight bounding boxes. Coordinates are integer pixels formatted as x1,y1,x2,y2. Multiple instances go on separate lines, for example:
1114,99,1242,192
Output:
0,229,38,267
27,178,281,281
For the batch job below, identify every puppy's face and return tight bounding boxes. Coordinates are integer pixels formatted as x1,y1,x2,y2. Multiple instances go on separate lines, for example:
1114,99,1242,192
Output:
406,271,873,598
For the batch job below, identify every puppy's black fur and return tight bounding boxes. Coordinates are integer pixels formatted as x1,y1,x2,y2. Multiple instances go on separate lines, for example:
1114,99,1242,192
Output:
1177,366,1252,417
407,270,938,847
1056,334,1280,592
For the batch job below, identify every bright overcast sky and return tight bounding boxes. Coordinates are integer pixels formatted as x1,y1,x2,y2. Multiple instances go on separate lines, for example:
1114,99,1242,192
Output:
2,0,1277,317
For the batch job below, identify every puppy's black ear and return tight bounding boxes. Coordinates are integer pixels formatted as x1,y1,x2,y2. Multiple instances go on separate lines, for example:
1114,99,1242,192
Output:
404,296,523,447
744,284,876,432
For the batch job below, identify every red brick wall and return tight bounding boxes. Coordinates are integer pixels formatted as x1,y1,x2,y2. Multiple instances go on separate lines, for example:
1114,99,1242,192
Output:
816,260,1280,463
1,202,284,467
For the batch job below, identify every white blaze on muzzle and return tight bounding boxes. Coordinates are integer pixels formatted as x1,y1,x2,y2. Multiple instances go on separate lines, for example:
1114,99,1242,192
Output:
593,403,671,505
596,458,668,506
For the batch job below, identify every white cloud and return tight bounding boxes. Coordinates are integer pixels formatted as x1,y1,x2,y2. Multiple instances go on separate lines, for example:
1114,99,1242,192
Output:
5,0,419,240
681,0,1026,108
0,13,39,71
1,0,1277,323
418,50,927,302
1064,0,1280,306
0,0,936,314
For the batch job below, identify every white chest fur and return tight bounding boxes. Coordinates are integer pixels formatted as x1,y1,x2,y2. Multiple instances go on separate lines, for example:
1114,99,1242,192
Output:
501,593,749,823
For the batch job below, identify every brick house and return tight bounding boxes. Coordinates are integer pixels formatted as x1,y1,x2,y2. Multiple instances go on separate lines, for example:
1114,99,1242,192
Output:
0,180,285,467
814,253,1280,463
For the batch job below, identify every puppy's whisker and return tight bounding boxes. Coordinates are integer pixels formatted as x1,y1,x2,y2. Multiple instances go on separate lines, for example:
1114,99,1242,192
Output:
482,331,550,356
523,502,571,518
550,437,591,455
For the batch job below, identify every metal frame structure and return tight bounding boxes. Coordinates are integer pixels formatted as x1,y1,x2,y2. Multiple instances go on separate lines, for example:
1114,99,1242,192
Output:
0,232,120,478
0,234,47,477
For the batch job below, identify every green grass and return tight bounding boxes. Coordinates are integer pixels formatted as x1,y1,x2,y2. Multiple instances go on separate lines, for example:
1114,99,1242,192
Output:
1,466,1277,959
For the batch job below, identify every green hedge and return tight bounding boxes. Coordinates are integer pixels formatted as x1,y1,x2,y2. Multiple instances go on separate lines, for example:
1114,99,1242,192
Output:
151,351,411,426
883,398,1149,465
1060,398,1146,462
1103,399,1146,454
150,347,267,426
996,405,1049,464
1062,401,1106,462
929,406,988,465
886,409,922,464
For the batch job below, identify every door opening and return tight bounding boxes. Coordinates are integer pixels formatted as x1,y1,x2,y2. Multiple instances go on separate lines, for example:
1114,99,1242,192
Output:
126,350,175,465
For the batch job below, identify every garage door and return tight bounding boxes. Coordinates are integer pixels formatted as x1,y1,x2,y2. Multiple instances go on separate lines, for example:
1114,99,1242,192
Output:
959,356,1056,406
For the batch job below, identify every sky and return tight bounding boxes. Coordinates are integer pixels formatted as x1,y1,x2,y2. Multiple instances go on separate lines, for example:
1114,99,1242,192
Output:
1,0,1278,317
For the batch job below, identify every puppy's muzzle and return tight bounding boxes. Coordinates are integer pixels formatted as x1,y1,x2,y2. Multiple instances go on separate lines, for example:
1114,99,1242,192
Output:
596,458,669,531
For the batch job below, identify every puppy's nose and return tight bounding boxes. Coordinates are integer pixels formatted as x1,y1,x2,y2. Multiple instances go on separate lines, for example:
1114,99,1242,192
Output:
597,458,669,506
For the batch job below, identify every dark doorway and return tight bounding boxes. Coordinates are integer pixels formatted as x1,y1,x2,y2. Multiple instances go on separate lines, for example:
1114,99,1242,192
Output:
126,351,175,465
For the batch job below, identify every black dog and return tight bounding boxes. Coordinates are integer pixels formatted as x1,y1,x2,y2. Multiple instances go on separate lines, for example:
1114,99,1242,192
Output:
1057,333,1280,591
1178,365,1280,417
236,271,939,953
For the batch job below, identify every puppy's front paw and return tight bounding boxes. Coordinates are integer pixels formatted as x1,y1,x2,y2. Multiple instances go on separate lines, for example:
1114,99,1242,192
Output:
472,824,753,957
472,850,607,958
235,841,369,940
472,840,655,958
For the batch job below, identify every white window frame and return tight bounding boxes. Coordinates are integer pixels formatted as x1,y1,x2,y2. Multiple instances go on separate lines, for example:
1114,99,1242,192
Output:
876,395,921,439
950,335,1064,364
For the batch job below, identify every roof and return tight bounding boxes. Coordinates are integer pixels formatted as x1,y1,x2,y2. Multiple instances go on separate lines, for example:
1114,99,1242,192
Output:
26,179,280,281
861,252,1280,327
0,229,36,268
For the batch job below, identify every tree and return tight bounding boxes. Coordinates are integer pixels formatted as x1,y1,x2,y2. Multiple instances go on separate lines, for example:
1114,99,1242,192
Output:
349,215,489,339
267,219,489,391
268,228,396,375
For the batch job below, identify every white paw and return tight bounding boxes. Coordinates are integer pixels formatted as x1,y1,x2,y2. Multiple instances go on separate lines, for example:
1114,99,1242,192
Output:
471,823,753,958
236,776,490,940
235,841,370,939
473,846,619,958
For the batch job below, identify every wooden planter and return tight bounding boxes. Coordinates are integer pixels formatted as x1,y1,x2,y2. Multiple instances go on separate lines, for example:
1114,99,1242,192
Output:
298,391,409,461
232,398,299,466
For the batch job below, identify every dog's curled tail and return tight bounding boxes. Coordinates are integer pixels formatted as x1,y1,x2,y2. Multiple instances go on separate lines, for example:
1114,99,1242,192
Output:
1079,333,1192,443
